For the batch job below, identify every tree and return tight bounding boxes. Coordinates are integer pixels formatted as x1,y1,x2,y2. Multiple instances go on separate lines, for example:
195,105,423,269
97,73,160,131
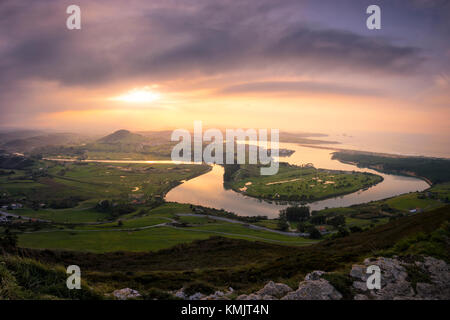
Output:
96,200,111,212
0,229,18,249
311,214,326,225
307,226,321,239
297,222,307,233
277,217,289,231
327,215,346,228
337,227,350,237
280,205,310,222
350,226,363,233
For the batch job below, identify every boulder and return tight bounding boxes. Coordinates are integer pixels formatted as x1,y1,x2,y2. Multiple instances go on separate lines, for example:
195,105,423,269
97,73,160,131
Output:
237,293,274,300
281,279,342,300
188,292,206,300
113,288,141,300
350,256,450,300
255,281,293,299
304,271,326,281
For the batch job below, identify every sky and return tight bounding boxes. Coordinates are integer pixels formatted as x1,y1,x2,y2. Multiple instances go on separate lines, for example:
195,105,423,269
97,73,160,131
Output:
0,0,449,136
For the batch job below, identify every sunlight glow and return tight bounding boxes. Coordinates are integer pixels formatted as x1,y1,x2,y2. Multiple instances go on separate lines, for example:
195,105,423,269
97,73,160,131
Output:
111,86,161,103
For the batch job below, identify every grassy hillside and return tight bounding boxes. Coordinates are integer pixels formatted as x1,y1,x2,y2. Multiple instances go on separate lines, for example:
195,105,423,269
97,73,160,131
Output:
7,205,449,296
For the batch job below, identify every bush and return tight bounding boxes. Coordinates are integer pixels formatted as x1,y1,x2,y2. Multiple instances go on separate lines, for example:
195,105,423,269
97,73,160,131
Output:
327,215,346,228
307,226,322,239
183,281,215,297
277,217,289,231
143,288,180,300
349,226,363,233
280,205,310,222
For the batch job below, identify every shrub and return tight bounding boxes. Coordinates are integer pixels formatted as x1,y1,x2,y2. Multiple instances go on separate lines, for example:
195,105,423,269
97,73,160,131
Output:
183,281,215,297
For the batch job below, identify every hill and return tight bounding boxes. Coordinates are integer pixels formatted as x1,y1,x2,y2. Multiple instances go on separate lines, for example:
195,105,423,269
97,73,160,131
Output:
1,133,88,153
97,129,148,144
8,205,449,295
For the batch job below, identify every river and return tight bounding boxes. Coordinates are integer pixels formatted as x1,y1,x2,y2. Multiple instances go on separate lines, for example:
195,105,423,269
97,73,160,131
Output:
165,143,430,218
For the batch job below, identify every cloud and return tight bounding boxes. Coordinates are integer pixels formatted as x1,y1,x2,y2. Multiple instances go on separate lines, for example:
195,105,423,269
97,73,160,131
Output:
221,81,382,96
0,0,447,127
0,0,427,89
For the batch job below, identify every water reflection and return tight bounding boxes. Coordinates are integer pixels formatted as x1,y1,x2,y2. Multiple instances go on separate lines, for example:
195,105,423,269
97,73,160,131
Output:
165,144,430,218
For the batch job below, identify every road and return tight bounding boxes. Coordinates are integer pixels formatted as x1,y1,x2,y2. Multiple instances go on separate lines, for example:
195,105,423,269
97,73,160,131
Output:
176,213,309,237
0,210,50,223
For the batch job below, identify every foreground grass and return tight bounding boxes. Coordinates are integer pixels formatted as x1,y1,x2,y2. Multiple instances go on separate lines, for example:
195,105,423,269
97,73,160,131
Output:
0,255,100,300
10,205,449,297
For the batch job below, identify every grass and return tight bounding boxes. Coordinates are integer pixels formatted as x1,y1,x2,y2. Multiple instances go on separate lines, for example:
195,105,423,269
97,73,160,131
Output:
12,203,111,223
18,227,213,253
229,163,382,202
385,193,445,211
0,255,100,300
18,222,316,253
0,163,210,224
0,161,210,201
11,205,449,297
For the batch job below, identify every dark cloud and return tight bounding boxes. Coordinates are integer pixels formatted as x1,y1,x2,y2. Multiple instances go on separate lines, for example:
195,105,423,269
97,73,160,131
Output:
221,81,382,96
0,0,428,90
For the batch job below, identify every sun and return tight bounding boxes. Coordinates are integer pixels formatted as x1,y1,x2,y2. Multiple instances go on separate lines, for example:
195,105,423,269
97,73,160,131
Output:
111,86,161,103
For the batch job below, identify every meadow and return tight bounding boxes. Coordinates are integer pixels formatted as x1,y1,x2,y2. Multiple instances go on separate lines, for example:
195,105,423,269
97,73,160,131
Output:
229,163,382,201
17,203,317,253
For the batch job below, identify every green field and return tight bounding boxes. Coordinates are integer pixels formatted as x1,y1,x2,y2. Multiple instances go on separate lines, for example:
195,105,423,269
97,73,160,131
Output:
229,163,382,202
0,161,210,223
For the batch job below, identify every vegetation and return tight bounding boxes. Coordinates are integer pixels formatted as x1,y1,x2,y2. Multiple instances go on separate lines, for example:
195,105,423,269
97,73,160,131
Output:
225,162,382,202
1,205,447,299
0,255,101,300
0,159,210,222
332,151,450,184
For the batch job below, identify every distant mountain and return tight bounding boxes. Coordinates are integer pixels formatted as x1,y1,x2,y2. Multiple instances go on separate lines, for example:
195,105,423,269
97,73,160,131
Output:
97,130,148,144
1,133,87,152
0,129,44,144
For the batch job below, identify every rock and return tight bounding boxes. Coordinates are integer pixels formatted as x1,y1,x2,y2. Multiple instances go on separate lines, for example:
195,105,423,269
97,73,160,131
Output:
281,279,342,300
350,265,367,282
201,287,235,300
370,280,414,300
305,271,326,281
113,288,141,300
237,293,261,300
352,281,368,292
423,257,450,285
188,292,205,300
354,294,369,300
256,281,293,299
415,282,449,300
213,291,225,297
174,289,186,299
348,256,450,300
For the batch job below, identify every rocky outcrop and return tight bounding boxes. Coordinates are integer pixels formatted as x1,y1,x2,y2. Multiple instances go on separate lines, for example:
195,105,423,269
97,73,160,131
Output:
350,256,450,300
174,287,234,300
281,278,342,300
113,288,141,300
237,272,342,300
168,256,449,300
237,281,292,300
